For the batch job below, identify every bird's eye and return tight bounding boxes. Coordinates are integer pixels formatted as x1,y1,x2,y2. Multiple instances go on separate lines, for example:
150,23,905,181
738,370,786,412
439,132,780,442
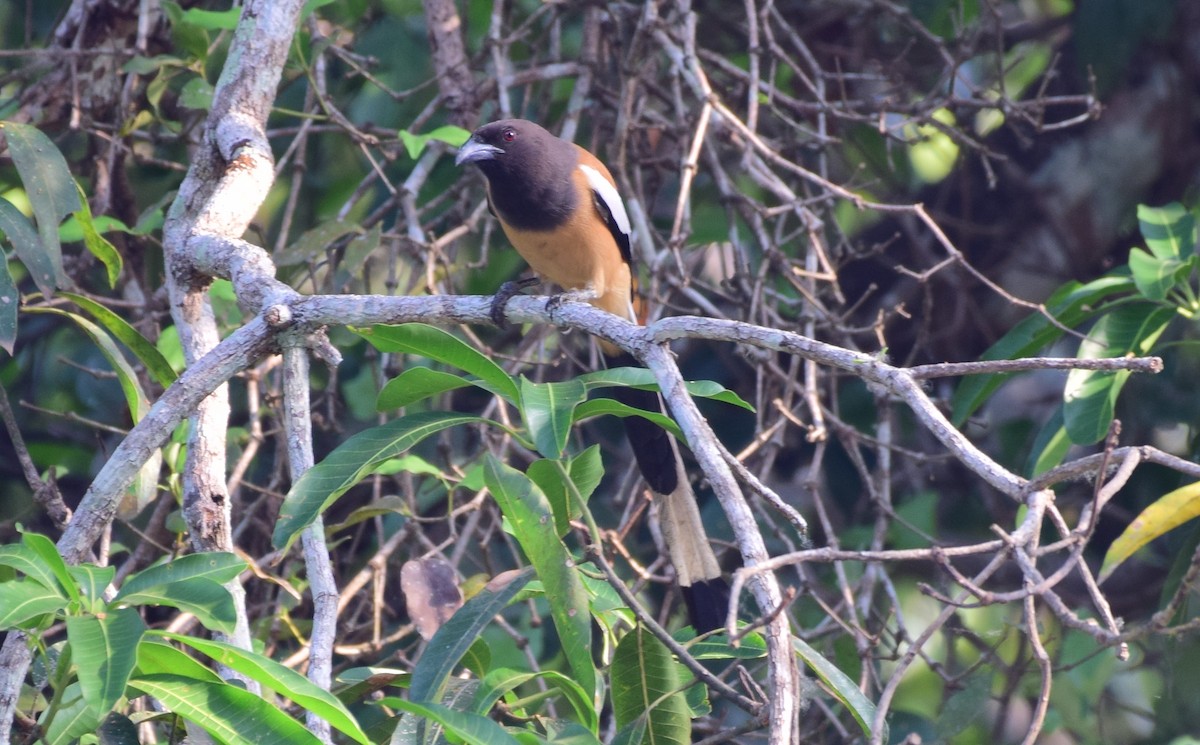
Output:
502,128,517,142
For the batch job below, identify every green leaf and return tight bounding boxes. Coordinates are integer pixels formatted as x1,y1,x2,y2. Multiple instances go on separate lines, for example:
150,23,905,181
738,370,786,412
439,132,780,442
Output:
127,674,323,745
1099,480,1200,583
273,411,488,551
934,667,990,740
356,323,520,403
611,624,690,745
377,367,473,411
1137,202,1196,260
333,224,381,290
24,307,149,419
0,121,80,289
684,631,768,660
577,367,754,411
1025,405,1072,476
572,397,682,439
180,6,242,29
793,636,886,742
178,75,214,111
334,666,410,704
409,566,533,704
24,306,161,514
116,578,237,634
1127,247,1193,301
66,608,146,716
0,581,70,628
21,531,79,603
67,563,115,610
521,376,587,458
0,196,55,298
526,446,603,538
399,125,471,159
39,682,102,745
386,698,520,745
951,274,1136,426
116,552,245,599
0,543,63,592
474,668,598,734
483,457,596,707
274,219,359,267
1064,304,1173,444
0,253,16,354
69,182,122,288
136,639,224,682
154,632,370,745
60,291,178,387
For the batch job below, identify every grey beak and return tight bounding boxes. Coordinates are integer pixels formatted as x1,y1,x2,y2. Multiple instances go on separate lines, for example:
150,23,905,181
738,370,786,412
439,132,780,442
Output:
455,137,503,166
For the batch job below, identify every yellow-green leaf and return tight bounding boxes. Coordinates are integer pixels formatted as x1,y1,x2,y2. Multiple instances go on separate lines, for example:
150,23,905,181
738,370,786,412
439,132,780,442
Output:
1100,481,1200,583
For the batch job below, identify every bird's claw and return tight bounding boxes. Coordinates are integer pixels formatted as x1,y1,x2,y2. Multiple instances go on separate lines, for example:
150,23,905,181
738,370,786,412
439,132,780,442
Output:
490,277,541,327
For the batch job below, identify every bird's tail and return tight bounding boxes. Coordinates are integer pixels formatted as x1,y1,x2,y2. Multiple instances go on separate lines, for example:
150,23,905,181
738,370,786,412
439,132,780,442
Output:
608,359,729,633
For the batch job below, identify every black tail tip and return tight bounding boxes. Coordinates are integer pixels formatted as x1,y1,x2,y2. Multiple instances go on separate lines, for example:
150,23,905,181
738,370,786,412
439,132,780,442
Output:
682,578,731,634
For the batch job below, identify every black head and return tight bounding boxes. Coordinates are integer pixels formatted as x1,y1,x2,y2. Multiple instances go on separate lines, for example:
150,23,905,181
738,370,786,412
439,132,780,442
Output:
455,119,579,230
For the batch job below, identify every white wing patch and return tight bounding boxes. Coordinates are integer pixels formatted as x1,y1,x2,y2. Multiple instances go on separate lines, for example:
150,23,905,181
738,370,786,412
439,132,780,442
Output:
578,164,631,239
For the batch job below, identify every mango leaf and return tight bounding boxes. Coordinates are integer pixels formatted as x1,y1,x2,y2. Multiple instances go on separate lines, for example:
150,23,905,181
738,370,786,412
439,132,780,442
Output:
136,640,224,683
521,376,587,458
69,182,122,288
1137,202,1197,259
24,306,160,514
21,531,78,603
179,6,242,29
273,411,488,551
0,196,55,298
473,668,597,734
274,219,358,267
115,552,245,599
1099,481,1200,583
793,636,886,742
1127,248,1194,301
155,632,370,745
66,608,146,717
1025,405,1072,476
399,125,471,159
409,566,533,705
333,224,381,290
526,445,603,537
178,76,214,110
0,121,79,290
127,674,322,745
376,367,474,411
572,397,682,439
611,624,690,745
484,457,596,705
115,578,238,635
0,542,65,592
1064,304,1173,444
356,323,520,402
38,683,101,745
0,252,16,354
0,581,69,628
577,367,754,411
67,563,115,610
951,274,1135,426
60,291,177,387
683,631,768,660
385,698,519,745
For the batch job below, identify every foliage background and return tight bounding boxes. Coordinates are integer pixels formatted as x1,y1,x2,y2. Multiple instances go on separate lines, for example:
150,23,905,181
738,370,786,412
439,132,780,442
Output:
2,0,1200,743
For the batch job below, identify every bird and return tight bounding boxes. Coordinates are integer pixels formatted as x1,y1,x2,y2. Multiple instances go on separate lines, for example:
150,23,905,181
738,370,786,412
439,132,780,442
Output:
456,118,729,632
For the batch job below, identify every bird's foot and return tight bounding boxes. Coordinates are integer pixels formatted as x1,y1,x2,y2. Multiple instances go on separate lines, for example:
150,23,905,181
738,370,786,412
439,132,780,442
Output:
490,277,541,327
545,285,597,315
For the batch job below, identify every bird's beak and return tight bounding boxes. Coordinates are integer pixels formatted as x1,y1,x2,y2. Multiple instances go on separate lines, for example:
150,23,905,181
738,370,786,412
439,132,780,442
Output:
455,136,503,166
